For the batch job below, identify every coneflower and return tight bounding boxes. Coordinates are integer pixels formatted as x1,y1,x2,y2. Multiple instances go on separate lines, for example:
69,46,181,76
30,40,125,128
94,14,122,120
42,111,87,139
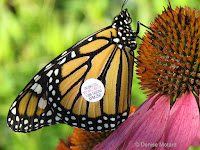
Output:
94,3,200,150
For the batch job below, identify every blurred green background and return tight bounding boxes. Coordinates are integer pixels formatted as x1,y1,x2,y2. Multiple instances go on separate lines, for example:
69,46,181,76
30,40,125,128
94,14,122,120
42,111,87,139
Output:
1,0,200,149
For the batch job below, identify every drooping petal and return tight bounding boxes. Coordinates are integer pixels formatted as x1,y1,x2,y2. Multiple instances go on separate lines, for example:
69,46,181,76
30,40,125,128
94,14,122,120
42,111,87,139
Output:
192,124,200,147
94,94,168,150
158,91,199,150
121,95,170,150
192,90,200,147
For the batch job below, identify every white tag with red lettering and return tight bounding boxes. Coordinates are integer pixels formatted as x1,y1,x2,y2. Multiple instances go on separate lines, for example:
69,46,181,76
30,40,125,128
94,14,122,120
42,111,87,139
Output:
81,78,105,102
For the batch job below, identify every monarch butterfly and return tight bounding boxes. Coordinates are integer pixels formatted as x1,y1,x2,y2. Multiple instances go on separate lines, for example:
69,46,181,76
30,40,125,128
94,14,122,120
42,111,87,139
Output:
7,2,139,133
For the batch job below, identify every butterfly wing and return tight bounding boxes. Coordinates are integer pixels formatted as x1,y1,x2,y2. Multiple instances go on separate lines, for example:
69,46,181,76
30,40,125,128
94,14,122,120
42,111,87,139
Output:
7,70,60,132
48,27,134,132
7,9,137,132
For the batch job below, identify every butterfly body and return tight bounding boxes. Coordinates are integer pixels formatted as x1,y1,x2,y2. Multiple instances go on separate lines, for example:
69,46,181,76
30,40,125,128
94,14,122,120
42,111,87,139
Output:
7,9,137,132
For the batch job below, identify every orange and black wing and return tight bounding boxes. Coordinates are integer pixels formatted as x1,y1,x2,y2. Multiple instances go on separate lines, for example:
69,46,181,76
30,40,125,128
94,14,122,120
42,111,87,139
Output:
7,9,137,132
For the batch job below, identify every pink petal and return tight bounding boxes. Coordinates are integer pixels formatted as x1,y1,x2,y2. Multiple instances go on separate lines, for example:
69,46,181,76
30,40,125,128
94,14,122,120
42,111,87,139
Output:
94,94,166,150
192,124,200,147
192,90,200,147
122,95,170,150
158,91,199,150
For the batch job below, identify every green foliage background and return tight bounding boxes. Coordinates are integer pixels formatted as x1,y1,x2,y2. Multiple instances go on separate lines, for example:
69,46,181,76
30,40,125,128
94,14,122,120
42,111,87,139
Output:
1,0,200,150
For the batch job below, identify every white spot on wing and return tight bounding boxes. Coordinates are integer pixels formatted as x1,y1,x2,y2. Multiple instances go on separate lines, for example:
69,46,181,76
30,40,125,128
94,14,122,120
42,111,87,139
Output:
57,51,70,61
110,118,115,121
122,37,126,40
55,79,59,83
34,75,41,82
34,118,38,122
118,44,123,49
118,31,122,37
40,120,44,124
113,38,120,43
49,85,53,91
38,97,47,109
53,103,57,107
47,119,52,123
31,83,38,90
103,116,108,120
8,118,11,122
54,69,59,76
132,41,137,44
11,108,16,115
62,51,68,56
112,25,116,28
110,124,115,128
97,126,102,130
34,84,42,94
122,112,127,116
97,119,102,123
55,116,60,121
88,37,93,41
24,119,28,124
47,110,52,116
16,116,19,121
58,57,66,65
104,123,109,128
71,116,76,120
52,90,56,96
57,107,62,111
49,97,53,102
46,70,53,77
49,77,53,83
44,63,54,71
71,51,76,58
10,101,17,109
10,120,13,125
88,121,92,125
124,20,128,24
65,117,69,121
81,124,85,127
72,123,77,126
89,127,94,130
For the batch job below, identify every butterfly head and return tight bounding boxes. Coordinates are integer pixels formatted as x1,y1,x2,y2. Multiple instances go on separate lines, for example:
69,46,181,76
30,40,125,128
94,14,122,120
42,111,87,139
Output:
112,9,137,51
112,9,132,27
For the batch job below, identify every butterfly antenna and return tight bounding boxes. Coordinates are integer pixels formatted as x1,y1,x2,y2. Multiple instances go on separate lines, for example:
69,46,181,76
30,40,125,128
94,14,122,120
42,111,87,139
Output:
136,21,157,41
121,0,128,11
